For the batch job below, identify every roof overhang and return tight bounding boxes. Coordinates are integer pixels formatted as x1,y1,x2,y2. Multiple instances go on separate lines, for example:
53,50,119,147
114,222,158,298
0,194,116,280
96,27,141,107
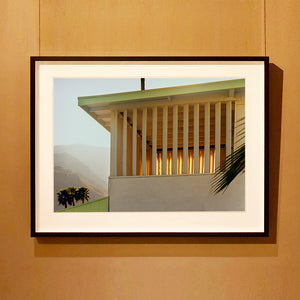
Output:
78,79,245,132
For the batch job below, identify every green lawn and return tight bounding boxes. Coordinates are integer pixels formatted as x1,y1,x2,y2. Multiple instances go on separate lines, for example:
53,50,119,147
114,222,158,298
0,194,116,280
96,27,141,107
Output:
58,197,108,212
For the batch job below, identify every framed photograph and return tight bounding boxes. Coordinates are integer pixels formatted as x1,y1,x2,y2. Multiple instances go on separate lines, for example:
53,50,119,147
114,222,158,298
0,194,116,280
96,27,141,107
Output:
31,56,269,236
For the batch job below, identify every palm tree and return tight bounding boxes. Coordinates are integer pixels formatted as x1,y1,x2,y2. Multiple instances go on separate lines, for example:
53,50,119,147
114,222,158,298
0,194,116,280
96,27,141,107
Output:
57,189,72,208
57,191,66,208
67,187,76,206
82,187,90,203
75,188,82,203
211,118,245,194
75,187,89,203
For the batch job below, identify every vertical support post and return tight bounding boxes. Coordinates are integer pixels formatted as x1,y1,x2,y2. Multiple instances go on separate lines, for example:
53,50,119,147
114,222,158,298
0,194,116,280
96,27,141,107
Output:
234,94,245,151
110,110,117,176
183,104,189,174
204,103,210,173
172,105,178,175
194,103,199,174
142,108,147,176
132,108,137,176
122,110,127,176
152,107,157,175
226,101,232,157
162,105,168,175
215,102,221,171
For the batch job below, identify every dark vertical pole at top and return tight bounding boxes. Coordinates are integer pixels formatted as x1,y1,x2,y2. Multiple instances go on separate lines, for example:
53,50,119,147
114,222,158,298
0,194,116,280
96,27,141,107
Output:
141,78,145,90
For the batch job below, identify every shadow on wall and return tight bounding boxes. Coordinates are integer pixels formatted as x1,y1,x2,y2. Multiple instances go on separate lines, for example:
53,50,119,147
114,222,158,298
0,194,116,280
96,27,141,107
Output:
109,174,245,212
33,64,283,258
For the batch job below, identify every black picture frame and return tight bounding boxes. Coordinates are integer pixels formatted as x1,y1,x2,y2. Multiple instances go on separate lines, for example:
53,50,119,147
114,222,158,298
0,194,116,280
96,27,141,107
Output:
31,56,269,237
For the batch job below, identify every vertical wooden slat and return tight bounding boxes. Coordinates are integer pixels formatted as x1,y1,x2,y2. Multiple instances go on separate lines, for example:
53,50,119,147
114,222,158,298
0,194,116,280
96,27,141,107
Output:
152,107,157,175
183,104,189,174
210,149,215,173
110,110,117,176
167,152,170,175
226,101,232,157
142,108,147,175
200,151,204,173
204,103,210,173
132,108,137,176
194,103,199,174
110,110,115,176
234,95,245,151
172,105,178,175
122,109,127,176
189,150,193,174
162,105,168,175
159,152,162,175
215,102,221,171
179,151,182,174
127,119,132,176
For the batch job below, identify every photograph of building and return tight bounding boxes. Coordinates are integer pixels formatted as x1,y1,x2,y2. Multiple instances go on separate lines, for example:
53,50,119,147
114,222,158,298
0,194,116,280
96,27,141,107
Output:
75,78,245,211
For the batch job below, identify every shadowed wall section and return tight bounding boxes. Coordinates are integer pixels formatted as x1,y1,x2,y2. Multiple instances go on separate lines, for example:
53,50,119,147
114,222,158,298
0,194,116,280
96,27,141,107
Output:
109,174,245,212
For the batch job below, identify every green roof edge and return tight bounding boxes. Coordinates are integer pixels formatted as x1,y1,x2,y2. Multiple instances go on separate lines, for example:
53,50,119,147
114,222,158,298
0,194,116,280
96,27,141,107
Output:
78,79,245,107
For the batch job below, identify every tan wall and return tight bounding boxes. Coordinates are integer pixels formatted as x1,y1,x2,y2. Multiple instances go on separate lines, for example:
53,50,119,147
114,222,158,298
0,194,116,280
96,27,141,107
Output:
0,0,299,299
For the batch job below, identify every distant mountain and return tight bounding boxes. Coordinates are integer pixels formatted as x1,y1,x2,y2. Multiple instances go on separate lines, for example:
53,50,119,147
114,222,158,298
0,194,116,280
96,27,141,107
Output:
54,144,110,188
54,166,107,212
54,152,106,189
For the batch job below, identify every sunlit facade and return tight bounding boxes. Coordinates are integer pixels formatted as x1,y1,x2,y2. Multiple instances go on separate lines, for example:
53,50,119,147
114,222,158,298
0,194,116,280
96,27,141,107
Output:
78,79,245,211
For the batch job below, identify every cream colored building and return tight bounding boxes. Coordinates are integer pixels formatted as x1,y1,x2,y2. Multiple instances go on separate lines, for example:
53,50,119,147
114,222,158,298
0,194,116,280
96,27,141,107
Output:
78,79,245,211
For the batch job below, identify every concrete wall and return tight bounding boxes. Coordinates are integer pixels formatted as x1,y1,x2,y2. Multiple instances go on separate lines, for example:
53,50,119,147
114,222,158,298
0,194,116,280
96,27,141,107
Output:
109,174,245,211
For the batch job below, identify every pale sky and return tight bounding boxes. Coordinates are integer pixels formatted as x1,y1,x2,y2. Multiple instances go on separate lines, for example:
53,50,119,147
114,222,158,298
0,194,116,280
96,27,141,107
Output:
54,78,232,147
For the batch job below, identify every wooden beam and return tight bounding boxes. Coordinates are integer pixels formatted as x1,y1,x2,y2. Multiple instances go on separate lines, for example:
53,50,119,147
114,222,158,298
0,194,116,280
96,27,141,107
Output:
183,104,189,174
204,103,210,173
194,103,199,173
172,105,178,175
122,109,127,176
142,108,147,175
226,101,232,157
152,107,157,175
162,106,168,175
132,108,137,176
110,110,117,176
108,96,238,111
215,102,221,171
